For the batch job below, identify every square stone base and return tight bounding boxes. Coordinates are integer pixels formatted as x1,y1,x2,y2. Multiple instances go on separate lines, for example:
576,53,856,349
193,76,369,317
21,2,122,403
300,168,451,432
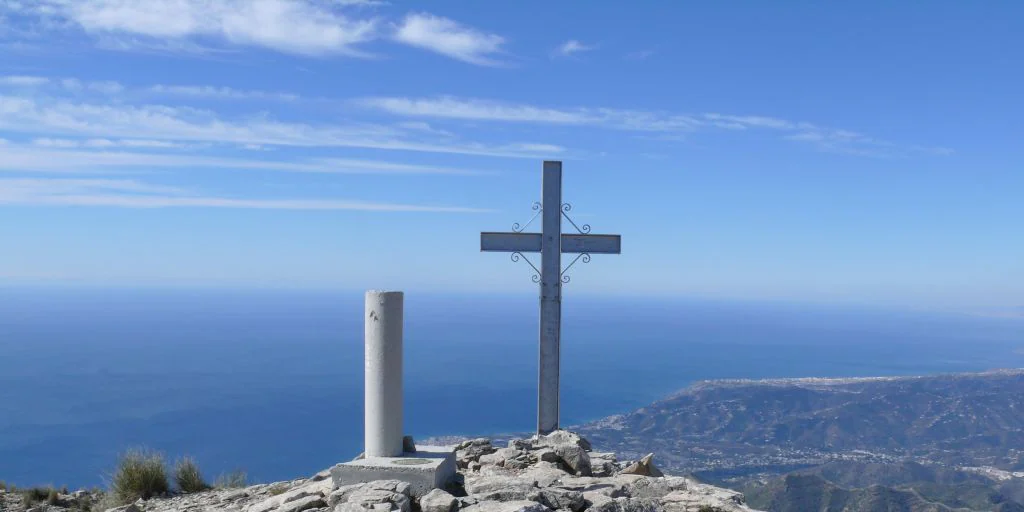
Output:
330,445,457,497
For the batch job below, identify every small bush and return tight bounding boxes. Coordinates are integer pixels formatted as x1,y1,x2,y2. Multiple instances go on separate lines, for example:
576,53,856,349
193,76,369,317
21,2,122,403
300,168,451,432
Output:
47,488,60,505
174,457,209,494
94,491,120,512
214,470,247,489
267,484,289,496
21,486,53,505
110,448,169,504
0,480,6,491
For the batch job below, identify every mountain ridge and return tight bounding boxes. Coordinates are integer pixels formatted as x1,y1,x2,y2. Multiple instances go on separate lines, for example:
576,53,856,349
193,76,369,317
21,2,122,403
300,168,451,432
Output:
579,369,1024,511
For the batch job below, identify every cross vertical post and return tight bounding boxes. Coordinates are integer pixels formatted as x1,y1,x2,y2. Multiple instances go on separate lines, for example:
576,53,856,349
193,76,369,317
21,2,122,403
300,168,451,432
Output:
538,161,562,435
480,160,621,436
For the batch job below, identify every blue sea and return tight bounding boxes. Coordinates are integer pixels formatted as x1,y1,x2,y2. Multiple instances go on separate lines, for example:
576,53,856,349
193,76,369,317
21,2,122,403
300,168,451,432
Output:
2,286,1023,488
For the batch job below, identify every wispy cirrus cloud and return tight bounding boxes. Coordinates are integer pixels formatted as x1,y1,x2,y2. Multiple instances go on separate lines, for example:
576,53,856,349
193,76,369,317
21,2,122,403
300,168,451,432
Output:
147,84,300,101
0,143,494,176
0,75,125,93
31,137,197,149
356,95,952,157
0,177,489,212
393,12,506,66
0,75,302,102
2,0,381,56
552,39,596,58
0,75,50,86
0,93,563,158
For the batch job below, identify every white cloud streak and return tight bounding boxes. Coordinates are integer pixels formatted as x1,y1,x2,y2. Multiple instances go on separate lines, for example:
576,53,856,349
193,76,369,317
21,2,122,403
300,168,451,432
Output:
147,84,300,101
0,144,494,175
0,75,50,86
393,12,505,66
0,178,489,212
0,94,563,158
4,0,380,56
553,39,596,58
357,96,952,156
356,96,702,131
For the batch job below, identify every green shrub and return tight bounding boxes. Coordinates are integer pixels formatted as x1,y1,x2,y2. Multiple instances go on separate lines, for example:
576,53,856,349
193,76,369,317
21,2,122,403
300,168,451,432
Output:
47,488,60,505
214,470,247,489
173,457,209,494
110,448,169,504
0,480,6,491
267,484,289,496
21,486,53,505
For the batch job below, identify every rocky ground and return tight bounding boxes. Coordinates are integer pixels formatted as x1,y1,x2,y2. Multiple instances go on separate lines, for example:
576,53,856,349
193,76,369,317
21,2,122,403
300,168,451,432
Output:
0,431,756,512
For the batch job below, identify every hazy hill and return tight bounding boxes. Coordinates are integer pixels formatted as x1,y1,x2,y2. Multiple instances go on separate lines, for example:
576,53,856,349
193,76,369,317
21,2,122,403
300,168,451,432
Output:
579,370,1024,511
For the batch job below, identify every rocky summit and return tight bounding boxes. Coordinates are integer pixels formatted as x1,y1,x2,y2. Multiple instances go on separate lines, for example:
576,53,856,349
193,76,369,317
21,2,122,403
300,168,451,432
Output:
0,431,756,512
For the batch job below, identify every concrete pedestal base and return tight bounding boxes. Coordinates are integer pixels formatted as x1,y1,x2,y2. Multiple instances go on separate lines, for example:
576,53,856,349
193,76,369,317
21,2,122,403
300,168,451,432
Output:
330,445,456,497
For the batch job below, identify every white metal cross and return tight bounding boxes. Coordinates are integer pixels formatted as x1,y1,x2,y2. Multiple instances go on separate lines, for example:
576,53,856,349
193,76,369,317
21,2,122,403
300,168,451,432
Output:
480,160,622,435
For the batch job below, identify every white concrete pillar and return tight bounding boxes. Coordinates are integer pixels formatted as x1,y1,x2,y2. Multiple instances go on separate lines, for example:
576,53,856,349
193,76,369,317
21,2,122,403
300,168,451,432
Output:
364,290,404,458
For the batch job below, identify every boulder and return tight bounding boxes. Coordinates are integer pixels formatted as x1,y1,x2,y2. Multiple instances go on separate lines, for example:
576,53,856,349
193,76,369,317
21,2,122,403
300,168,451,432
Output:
537,488,585,512
620,477,672,499
328,484,366,507
508,439,533,451
479,448,524,467
464,476,532,496
419,489,457,512
535,431,591,452
589,497,661,512
460,500,549,512
276,494,325,512
342,480,412,512
464,475,541,502
245,478,331,512
551,444,592,476
520,463,567,488
456,439,498,468
617,454,663,478
589,453,619,477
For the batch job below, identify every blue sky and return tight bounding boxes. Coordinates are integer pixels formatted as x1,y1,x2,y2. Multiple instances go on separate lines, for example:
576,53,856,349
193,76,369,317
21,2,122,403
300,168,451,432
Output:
0,1,1021,313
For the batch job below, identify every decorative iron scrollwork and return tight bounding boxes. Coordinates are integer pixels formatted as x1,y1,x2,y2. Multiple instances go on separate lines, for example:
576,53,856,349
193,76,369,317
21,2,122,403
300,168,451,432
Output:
560,203,591,234
511,251,541,283
513,202,543,233
560,252,591,283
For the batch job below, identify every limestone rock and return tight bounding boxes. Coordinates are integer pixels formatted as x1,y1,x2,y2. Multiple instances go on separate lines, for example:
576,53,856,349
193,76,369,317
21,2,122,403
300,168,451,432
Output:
620,477,673,499
588,452,620,477
456,439,498,469
277,494,325,512
328,484,366,507
310,469,332,482
537,488,585,512
419,489,457,512
478,447,523,467
34,432,755,512
464,475,539,502
589,497,661,512
246,478,332,512
535,431,591,452
551,444,591,476
460,500,549,512
341,480,412,512
617,454,663,478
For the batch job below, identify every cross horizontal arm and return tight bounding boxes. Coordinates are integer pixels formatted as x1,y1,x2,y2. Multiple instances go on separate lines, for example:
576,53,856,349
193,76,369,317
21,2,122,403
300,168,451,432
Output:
480,232,621,254
481,232,542,252
561,234,621,254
